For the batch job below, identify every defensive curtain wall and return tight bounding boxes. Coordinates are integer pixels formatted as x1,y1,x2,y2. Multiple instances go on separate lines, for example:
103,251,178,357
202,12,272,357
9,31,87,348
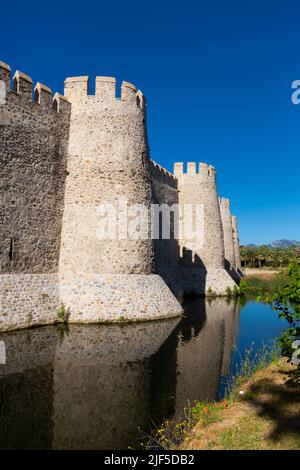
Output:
0,60,242,331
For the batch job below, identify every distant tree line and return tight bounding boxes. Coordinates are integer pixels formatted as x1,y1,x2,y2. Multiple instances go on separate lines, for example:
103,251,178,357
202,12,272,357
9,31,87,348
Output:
240,245,300,268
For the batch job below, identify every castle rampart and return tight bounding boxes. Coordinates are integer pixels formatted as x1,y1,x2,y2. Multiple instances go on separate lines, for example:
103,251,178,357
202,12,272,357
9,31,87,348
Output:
169,162,238,295
60,76,154,275
0,62,70,275
232,215,241,270
220,197,236,268
58,76,182,323
174,162,224,269
148,159,180,273
0,60,242,331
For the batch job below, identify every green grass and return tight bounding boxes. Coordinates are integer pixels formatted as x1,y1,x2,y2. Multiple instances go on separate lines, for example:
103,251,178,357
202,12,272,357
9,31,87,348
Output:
228,341,281,398
240,271,289,298
181,358,300,450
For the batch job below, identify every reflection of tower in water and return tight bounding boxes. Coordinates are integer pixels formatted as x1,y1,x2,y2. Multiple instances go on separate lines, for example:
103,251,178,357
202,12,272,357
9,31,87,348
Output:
175,299,240,417
221,300,240,377
52,320,179,449
0,327,57,449
150,298,240,423
0,300,240,449
0,319,179,450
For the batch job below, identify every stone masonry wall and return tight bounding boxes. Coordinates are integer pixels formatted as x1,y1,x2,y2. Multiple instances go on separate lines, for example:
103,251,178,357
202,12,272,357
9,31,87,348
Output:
232,215,241,269
148,159,180,272
59,77,154,275
0,62,70,274
174,162,225,269
58,76,183,322
220,197,236,267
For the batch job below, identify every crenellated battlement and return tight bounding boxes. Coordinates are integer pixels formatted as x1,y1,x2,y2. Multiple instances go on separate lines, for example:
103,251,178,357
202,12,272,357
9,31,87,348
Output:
0,61,71,114
64,75,146,108
220,197,231,208
173,162,216,178
149,159,178,189
0,61,11,90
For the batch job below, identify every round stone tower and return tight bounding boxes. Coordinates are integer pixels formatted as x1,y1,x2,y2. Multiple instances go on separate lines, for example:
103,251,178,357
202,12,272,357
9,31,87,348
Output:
231,215,241,270
59,76,182,322
174,162,225,268
174,162,236,294
220,197,236,268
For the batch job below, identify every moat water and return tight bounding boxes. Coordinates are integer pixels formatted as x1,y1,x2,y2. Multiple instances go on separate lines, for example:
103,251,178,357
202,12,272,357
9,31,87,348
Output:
0,298,286,449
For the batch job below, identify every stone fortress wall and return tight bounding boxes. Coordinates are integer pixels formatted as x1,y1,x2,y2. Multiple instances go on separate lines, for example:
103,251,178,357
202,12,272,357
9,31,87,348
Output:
232,215,241,270
0,62,70,274
0,61,70,331
0,60,242,331
220,197,236,268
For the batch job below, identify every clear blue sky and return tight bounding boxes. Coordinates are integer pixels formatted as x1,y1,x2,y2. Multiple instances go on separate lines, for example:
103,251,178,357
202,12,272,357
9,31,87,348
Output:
1,0,299,245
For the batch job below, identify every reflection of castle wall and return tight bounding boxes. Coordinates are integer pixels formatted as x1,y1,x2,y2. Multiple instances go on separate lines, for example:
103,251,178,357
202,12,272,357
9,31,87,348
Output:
0,299,241,449
174,299,226,417
0,327,58,449
53,359,150,449
0,326,57,376
0,320,178,449
149,326,179,423
52,320,179,449
221,301,240,376
0,367,54,449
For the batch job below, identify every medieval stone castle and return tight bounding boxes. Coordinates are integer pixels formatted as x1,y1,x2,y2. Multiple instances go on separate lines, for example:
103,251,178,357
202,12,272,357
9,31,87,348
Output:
0,60,242,331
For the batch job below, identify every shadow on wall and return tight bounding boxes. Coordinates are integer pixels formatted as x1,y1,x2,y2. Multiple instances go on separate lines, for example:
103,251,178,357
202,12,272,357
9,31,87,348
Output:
158,247,208,298
224,259,242,284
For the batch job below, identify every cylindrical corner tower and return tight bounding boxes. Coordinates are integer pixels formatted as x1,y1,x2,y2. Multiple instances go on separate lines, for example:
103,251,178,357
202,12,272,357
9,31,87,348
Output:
220,198,236,268
59,76,182,322
174,162,224,268
174,162,237,294
232,215,241,270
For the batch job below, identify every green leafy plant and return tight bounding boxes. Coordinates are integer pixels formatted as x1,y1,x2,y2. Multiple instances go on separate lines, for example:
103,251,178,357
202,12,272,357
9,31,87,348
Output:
225,286,232,297
258,263,300,367
225,285,240,299
56,302,70,323
207,287,217,298
117,315,126,322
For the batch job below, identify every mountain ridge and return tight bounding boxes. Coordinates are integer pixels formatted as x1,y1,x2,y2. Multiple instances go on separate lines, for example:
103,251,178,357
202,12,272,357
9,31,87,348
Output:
244,239,300,248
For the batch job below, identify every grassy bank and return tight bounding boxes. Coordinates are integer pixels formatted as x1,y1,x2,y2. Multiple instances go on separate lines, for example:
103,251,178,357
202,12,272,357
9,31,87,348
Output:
145,357,300,450
240,269,289,298
181,359,300,450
